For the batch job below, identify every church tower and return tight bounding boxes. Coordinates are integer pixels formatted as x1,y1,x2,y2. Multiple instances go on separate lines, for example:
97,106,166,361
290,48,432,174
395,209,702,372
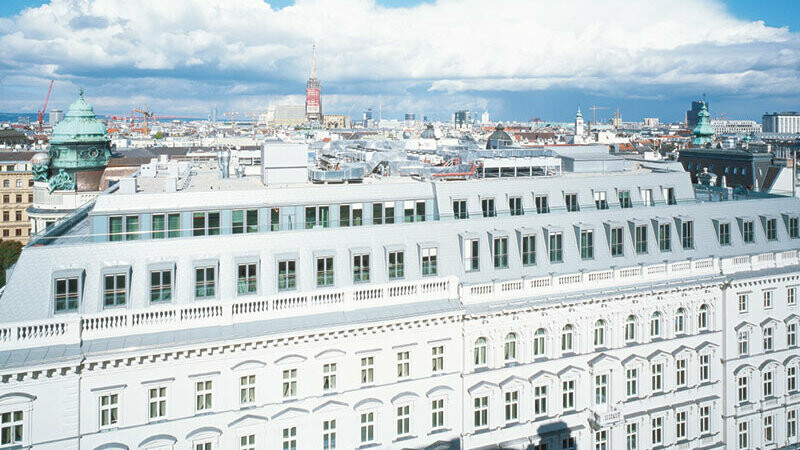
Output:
305,44,322,122
574,107,585,137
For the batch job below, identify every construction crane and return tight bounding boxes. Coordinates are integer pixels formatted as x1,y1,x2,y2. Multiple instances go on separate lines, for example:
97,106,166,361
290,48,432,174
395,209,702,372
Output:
223,112,239,132
587,106,609,125
131,107,155,136
37,80,54,131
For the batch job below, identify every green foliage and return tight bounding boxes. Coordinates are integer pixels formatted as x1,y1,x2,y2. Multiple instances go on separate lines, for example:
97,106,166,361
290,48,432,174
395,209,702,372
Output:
0,240,22,287
154,131,165,139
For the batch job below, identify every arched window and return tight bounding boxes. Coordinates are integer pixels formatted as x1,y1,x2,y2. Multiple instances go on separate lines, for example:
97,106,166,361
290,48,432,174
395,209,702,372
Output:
504,333,517,361
15,179,21,188
533,328,546,356
561,324,574,352
674,308,686,333
650,312,661,337
698,304,709,331
594,320,606,347
624,315,636,342
474,337,487,366
2,180,8,188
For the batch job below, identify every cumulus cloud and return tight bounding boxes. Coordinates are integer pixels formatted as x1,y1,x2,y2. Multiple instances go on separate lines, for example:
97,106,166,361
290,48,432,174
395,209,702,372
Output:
0,0,798,119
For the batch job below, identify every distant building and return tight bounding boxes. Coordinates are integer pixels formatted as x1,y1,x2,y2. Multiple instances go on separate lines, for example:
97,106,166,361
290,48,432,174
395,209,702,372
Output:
574,108,585,137
485,123,513,149
0,130,29,148
404,113,415,122
48,109,64,127
710,119,760,135
323,114,347,129
762,112,800,134
305,45,322,122
678,147,782,191
362,109,373,128
481,110,490,125
643,117,659,128
273,105,306,127
685,99,708,130
454,110,470,129
0,152,35,243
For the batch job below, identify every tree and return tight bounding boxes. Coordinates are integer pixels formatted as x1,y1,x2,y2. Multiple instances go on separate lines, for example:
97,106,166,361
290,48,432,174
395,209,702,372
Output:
154,131,165,139
0,240,22,287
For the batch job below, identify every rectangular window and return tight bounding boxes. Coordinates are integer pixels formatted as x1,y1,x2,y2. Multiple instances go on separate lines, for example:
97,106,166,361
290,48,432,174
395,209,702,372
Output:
271,207,280,231
665,187,677,205
240,375,255,406
323,363,337,392
595,374,607,405
99,393,119,428
764,290,773,309
535,195,549,214
340,204,362,227
626,422,638,450
124,216,139,240
492,237,508,269
700,354,710,382
54,276,79,313
282,427,296,450
764,415,774,443
676,410,687,439
522,234,536,266
353,254,370,282
150,269,172,303
700,405,710,434
323,419,336,450
232,209,258,234
509,196,523,216
789,410,798,440
594,191,608,210
373,202,395,225
681,220,694,249
658,223,671,251
635,225,647,254
388,251,404,279
415,201,426,222
743,220,755,243
789,323,797,347
676,358,687,387
738,421,748,449
397,351,410,378
453,199,468,219
789,366,797,392
464,238,480,271
240,434,255,450
360,357,374,384
194,266,215,299
618,190,632,208
481,198,496,217
195,380,212,412
651,363,663,392
595,429,607,450
534,385,548,416
148,386,167,420
652,417,663,445
719,222,731,245
581,229,594,259
152,214,166,239
103,273,127,307
305,205,329,229
626,368,638,397
738,331,749,356
339,205,351,227
790,217,799,238
396,405,410,436
505,391,519,423
764,371,773,396
360,412,375,443
316,257,334,287
431,399,445,429
282,369,297,398
642,189,653,206
766,218,778,241
109,216,123,241
549,232,563,263
610,227,624,256
422,247,437,276
151,213,180,239
562,380,575,410
237,263,257,295
193,211,220,236
278,260,296,291
764,326,774,351
738,375,748,403
738,293,748,312
790,287,797,305
431,345,444,373
473,396,488,428
565,193,579,212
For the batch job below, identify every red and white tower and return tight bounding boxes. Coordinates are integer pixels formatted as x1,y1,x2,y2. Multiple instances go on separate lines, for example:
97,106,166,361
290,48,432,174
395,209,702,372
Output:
305,44,322,122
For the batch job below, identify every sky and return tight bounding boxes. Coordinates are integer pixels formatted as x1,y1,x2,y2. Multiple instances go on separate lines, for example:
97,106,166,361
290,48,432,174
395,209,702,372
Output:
0,0,799,122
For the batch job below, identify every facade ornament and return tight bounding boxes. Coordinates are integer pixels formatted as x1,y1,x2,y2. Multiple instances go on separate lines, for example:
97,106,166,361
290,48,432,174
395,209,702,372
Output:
48,169,75,192
32,162,49,182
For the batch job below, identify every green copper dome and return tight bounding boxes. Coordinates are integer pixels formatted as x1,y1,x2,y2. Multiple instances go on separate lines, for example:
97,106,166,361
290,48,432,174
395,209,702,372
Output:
692,102,714,147
50,89,109,145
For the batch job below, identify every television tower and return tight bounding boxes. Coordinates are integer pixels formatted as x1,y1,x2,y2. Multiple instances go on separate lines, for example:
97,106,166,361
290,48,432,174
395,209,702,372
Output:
305,44,322,122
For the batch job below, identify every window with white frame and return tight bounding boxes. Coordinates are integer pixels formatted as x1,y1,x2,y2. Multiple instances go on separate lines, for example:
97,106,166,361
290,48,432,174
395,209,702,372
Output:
764,325,774,351
361,357,374,384
54,276,80,313
700,354,710,382
594,320,606,348
240,434,255,450
316,257,334,287
278,259,296,291
282,369,297,398
473,396,488,428
788,410,797,441
595,374,608,405
305,205,329,229
565,193,579,212
396,404,410,437
504,390,519,423
764,415,774,444
103,272,127,307
194,441,212,450
388,251,404,279
595,429,608,450
738,421,748,449
453,199,468,219
534,385,548,416
323,363,337,392
464,238,479,272
192,211,221,236
790,321,798,346
237,263,257,295
652,416,663,445
788,366,797,392
373,202,395,225
719,222,731,245
789,287,797,306
681,220,694,249
594,191,608,210
700,405,710,434
624,315,636,342
232,209,258,234
492,237,508,269
397,351,410,378
658,222,671,252
509,196,523,216
532,328,546,357
766,218,778,241
360,411,375,444
195,380,212,412
698,304,709,330
561,324,574,352
150,269,172,303
99,393,119,428
738,330,749,356
651,363,663,392
626,368,638,398
626,422,638,450
635,224,647,254
676,410,687,439
738,293,748,313
676,358,687,387
562,379,575,410
504,333,517,361
0,409,24,447
282,426,297,450
195,266,216,299
431,398,445,429
473,338,487,367
610,226,624,256
481,198,496,218
764,290,774,309
675,307,686,333
650,312,661,338
522,234,536,265
353,253,370,283
421,247,437,276
432,345,444,372
763,370,774,397
738,375,748,403
581,229,594,259
535,194,549,214
549,232,563,263
148,386,167,420
743,220,755,243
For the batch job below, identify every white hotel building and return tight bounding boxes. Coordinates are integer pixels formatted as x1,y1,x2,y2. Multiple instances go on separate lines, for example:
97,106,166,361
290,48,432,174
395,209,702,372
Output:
1,131,800,449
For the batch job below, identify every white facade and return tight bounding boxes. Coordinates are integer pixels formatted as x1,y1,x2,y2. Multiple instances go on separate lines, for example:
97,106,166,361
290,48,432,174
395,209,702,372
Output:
710,120,761,135
762,113,800,134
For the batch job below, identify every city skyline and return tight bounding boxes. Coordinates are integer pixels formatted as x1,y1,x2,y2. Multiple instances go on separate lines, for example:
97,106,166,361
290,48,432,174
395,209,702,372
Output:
1,0,799,122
